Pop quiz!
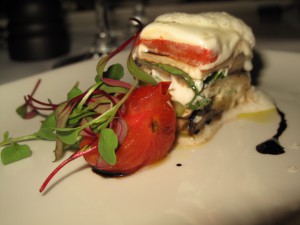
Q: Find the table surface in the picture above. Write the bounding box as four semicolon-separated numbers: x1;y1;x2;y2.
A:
0;0;299;84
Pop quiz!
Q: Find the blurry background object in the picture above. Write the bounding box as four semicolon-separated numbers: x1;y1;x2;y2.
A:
90;0;115;57
0;0;299;83
6;0;70;61
52;0;116;68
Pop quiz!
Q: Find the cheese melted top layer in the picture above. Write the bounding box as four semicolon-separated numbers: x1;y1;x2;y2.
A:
137;12;255;74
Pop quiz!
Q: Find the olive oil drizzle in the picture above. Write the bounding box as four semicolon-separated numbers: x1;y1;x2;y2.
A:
256;107;287;155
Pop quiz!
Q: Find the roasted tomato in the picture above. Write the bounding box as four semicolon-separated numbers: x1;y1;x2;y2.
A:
138;39;218;66
82;82;177;176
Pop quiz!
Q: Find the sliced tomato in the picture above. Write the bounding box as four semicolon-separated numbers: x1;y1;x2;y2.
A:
138;39;218;66
82;82;177;176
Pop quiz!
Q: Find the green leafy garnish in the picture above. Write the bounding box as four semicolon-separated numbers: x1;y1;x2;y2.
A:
0;30;151;193
98;128;118;165
1;142;32;165
204;69;227;85
99;83;129;94
67;82;83;100
55;79;138;146
188;95;212;110
15;79;42;119
35;113;57;141
103;63;124;80
156;63;199;93
127;53;157;85
0;113;57;149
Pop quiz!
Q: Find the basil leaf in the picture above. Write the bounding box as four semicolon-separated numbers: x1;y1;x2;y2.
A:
157;63;186;76
1;143;32;165
98;128;118;165
204;70;227;85
188;95;212;110
156;63;199;93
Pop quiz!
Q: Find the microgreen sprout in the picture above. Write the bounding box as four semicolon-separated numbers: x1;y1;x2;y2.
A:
0;18;153;193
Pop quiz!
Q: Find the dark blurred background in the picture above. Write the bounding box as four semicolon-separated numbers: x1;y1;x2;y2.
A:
0;0;299;63
0;0;299;15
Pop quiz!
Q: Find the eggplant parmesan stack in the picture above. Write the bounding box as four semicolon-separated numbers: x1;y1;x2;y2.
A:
133;12;265;143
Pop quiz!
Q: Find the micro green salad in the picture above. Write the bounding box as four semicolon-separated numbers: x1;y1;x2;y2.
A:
0;30;156;167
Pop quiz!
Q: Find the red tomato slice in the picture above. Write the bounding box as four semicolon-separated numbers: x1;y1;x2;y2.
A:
82;82;176;176
138;39;218;66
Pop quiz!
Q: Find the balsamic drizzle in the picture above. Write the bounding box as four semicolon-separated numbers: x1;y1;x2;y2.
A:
256;107;287;155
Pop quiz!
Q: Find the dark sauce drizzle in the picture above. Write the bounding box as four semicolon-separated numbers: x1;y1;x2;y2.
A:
256;107;287;155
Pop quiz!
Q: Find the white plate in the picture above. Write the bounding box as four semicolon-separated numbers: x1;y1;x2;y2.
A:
0;50;300;225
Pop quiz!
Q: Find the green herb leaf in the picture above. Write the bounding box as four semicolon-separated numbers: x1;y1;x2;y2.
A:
127;53;157;85
204;70;227;85
188;95;212;110
98;128;118;165
16;103;37;119
104;63;124;80
67;82;83;100
156;63;199;93
56;128;81;145
42;113;56;128
16;104;27;118
68;108;96;125
157;63;185;76
1;143;32;165
3;131;9;141
99;83;129;94
35;127;56;141
96;55;111;79
77;82;102;109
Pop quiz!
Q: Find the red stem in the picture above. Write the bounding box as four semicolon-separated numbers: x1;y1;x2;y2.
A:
24;96;56;111
26;95;58;109
39;145;97;193
103;78;132;90
92;89;117;105
30;79;42;96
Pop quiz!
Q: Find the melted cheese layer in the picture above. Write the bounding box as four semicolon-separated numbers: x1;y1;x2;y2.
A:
135;12;255;79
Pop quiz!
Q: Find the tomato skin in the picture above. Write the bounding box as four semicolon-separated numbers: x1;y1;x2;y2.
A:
82;82;176;176
138;39;218;66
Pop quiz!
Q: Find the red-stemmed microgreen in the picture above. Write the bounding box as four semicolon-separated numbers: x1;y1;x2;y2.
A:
24;95;58;111
39;144;98;193
39;79;138;192
96;34;138;79
0;112;57;164
1;17;157;194
54;79;138;145
16;79;41;119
